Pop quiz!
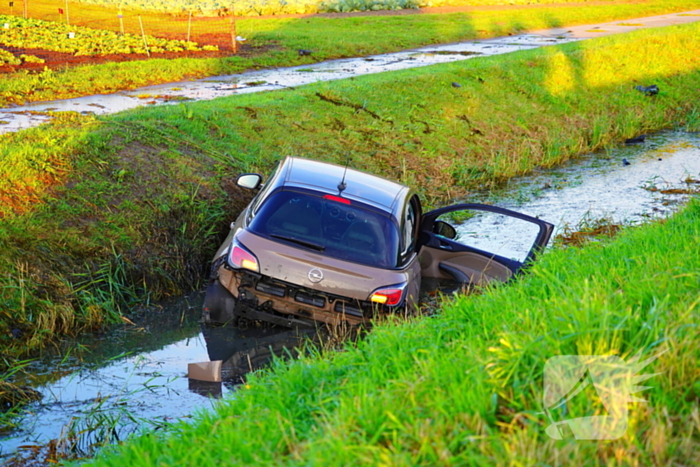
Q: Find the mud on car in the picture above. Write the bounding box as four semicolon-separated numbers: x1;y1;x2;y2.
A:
203;157;553;328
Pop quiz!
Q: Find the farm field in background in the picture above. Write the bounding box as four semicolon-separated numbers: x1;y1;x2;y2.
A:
2;1;700;75
0;15;219;71
0;0;649;18
1;0;700;106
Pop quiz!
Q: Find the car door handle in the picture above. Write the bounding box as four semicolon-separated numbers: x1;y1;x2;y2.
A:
438;240;453;251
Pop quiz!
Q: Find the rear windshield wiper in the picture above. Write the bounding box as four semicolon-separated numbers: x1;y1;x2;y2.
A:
270;234;326;252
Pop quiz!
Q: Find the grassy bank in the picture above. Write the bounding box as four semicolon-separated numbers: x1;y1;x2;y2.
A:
1;0;700;106
1;20;699;362
88;189;700;465
0;112;250;358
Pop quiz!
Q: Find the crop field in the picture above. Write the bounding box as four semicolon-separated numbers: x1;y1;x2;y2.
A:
0;15;218;63
1;0;636;17
0;11;229;73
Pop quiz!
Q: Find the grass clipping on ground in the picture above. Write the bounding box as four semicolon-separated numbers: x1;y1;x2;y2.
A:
90;199;700;465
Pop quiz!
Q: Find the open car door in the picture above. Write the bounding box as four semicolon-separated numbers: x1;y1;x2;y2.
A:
419;204;553;287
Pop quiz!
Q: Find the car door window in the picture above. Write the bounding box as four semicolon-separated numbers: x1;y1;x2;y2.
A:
402;203;416;254
435;210;542;263
420;204;553;287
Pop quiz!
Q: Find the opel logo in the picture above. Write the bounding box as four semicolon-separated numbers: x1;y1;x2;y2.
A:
308;268;324;283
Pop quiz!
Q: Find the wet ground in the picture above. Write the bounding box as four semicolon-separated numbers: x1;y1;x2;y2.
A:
2;129;697;463
1;9;699;134
0;34;579;134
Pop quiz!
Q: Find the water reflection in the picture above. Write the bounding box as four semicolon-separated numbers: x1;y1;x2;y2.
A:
1;297;322;462
203;325;318;384
1;296;214;460
454;131;700;250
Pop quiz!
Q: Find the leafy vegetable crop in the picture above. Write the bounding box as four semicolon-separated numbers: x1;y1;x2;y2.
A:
0;47;43;65
69;0;638;16
0;47;20;65
0;15;217;56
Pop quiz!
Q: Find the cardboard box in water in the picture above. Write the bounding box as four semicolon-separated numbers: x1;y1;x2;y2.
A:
188;360;222;382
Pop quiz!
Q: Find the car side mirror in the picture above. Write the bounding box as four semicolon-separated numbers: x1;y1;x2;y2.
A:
236;173;263;190
433;220;457;239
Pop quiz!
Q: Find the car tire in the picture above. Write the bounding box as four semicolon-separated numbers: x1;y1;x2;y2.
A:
202;280;237;325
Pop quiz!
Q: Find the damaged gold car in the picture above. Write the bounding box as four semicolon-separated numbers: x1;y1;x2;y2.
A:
203;157;553;327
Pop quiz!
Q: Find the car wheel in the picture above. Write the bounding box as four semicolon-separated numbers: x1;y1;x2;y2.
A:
202;280;237;325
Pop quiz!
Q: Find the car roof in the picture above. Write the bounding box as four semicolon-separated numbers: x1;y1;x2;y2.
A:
276;157;410;214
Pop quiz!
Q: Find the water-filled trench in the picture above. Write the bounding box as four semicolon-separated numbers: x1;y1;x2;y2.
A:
2;129;697;462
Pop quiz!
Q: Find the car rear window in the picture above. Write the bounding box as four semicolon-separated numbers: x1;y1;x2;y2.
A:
248;190;399;268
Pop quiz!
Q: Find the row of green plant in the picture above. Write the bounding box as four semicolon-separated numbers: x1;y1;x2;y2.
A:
88;189;700;465
0;15;217;56
0;47;44;65
72;0;638;16
319;0;418;14
1;19;699;363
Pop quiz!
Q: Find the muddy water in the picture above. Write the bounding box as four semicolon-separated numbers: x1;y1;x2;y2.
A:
2;130;698;462
453;130;700;261
0;295;307;462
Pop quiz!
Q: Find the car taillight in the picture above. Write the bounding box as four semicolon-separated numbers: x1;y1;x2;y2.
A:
228;239;259;272
369;284;406;306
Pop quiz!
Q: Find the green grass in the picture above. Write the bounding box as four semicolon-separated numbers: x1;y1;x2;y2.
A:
1;0;700;106
1;20;699;361
87;191;700;466
66;0;649;16
0;112;244;358
108;20;700;202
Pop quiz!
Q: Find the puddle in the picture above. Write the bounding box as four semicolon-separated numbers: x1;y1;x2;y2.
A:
452;130;700;260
